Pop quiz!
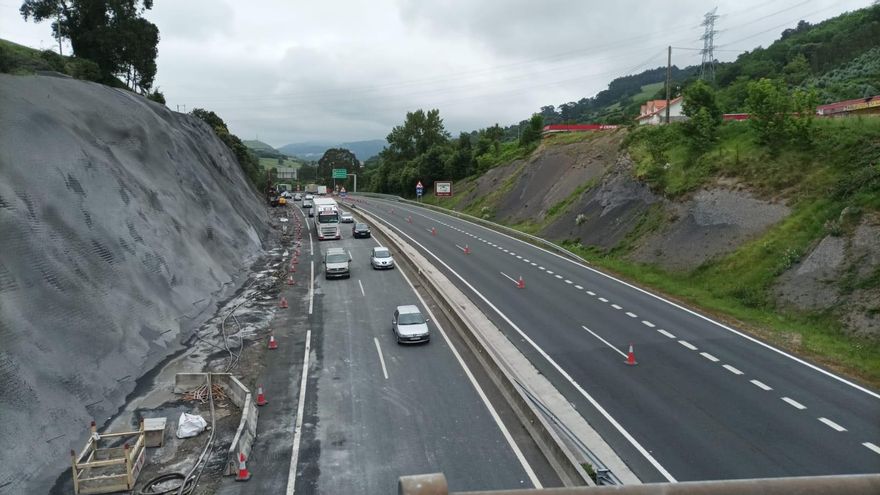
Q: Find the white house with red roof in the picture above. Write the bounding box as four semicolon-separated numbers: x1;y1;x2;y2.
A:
636;97;684;125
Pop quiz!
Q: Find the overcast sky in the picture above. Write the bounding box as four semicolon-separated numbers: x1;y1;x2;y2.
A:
1;0;871;147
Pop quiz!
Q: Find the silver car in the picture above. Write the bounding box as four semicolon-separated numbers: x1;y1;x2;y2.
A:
370;246;394;269
340;211;354;223
392;305;430;344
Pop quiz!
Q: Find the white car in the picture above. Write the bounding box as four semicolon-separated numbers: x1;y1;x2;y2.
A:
392;305;430;344
304;194;314;200
370;247;394;269
340;211;354;223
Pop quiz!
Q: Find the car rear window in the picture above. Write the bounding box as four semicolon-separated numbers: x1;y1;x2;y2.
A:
398;312;424;325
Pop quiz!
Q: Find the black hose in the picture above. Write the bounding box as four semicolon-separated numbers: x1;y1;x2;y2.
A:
137;472;195;495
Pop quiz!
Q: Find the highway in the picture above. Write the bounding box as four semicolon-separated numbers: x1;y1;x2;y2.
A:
223;203;557;495
352;195;880;483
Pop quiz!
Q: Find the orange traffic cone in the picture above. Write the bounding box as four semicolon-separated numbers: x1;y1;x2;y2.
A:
256;385;268;406
235;452;251;481
279;297;288;309
268;334;278;350
431;227;436;236
625;343;638;366
407;216;412;223
516;276;525;289
464;245;471;254
287;275;295;285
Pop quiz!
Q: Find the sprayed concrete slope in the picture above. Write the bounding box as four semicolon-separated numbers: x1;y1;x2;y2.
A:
0;74;268;492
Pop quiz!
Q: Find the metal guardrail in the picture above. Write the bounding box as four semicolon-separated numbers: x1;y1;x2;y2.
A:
398;473;880;495
353;193;589;265
513;379;620;486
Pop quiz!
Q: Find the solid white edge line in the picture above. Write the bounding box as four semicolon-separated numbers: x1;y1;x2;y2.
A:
308;261;314;315
863;442;880;455
818;417;847;432
358;279;365;297
374;337;389;380
285;329;312;495
395;260;542;488
722;364;743;375
499;272;517;284
750;379;772;391
781;397;807;410
362;206;677;483
581;325;628;359
373;198;880;400
657;329;676;339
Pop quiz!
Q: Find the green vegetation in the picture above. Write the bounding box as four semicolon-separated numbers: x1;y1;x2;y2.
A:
19;0;160;93
365;109;540;197
190;108;264;189
258;157;301;170
0;38;102;81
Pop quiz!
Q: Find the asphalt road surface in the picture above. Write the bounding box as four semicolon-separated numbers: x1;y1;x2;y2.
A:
352;195;880;483
221;204;554;495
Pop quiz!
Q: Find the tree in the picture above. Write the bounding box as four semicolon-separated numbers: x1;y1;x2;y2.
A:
783;53;811;86
518;114;544;147
682;80;722;152
20;0;160;92
318;148;359;184
190;108;263;187
746;78;790;146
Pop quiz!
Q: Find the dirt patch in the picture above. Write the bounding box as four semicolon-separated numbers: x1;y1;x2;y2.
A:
629;188;791;270
454;160;523;213
542;154;659;249
774;214;880;340
494;133;621;223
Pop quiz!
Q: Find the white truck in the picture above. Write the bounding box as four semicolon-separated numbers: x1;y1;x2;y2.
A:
317;185;328;195
312;197;341;240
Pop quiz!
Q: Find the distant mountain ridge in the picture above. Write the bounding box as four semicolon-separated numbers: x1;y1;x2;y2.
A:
279;139;385;162
242;139;276;152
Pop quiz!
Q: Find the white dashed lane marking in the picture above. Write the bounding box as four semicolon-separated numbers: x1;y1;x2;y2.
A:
864;442;880;455
587;291;596;296
530;262;537;266
722;364;743;375
782;397;807;410
611;304;622;310
565;279;573;284
575;285;583;290
657;329;676;339
546;270;554;274
625;312;638;318
678;340;698;351
598;297;609;303
700;352;719;362
641;320;655;328
818;417;847;432
750;379;772;391
555;274;563;280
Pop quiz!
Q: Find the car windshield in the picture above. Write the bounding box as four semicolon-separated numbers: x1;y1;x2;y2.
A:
398;312;424;325
355;223;368;230
326;253;348;263
374;249;390;258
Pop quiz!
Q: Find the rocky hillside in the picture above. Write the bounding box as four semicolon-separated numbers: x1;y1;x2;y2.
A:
431;123;879;381
0;74;269;492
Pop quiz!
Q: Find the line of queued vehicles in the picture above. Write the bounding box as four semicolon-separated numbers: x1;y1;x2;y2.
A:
287;187;429;344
